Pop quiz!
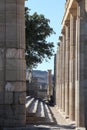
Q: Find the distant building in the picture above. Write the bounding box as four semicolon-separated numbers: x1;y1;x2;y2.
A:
26;70;48;99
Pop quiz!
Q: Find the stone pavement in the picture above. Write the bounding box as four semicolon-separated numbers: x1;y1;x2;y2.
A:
50;106;75;130
4;125;75;130
4;106;75;130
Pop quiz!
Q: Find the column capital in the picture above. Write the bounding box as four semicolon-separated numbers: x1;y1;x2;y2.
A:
61;28;65;35
59;36;63;42
65;20;70;26
70;8;77;17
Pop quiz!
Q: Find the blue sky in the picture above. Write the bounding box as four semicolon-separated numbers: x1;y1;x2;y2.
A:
25;0;65;74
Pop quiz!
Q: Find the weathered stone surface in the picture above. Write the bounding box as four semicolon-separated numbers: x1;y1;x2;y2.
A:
6;49;25;59
14;92;26;104
6;70;26;81
5;92;13;104
0;0;26;128
5;82;26;92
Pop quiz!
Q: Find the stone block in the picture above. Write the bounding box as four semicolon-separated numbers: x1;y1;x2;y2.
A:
6;70;25;81
0;41;5;48
14;105;26;115
0;105;4;116
4;118;26;127
0;70;4;81
6;70;17;81
6;40;17;48
17;70;26;81
6;49;25;59
4;105;14;118
6;24;16;41
17;26;25;49
5;92;13;104
19;92;26;104
0;118;3;127
6;14;16;24
6;3;16;15
0;92;4;104
14;92;26;104
0;48;4;69
5;82;26;92
6;59;26;71
0;25;5;41
0;82;4;92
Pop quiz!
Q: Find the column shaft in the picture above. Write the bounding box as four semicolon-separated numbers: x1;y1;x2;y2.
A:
69;13;76;121
62;34;66;112
75;0;87;127
65;24;70;116
59;42;62;110
56;47;60;107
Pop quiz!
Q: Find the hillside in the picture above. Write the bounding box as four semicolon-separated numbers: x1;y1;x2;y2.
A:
32;70;48;84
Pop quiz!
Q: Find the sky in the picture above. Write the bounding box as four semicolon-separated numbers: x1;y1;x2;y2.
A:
25;0;65;74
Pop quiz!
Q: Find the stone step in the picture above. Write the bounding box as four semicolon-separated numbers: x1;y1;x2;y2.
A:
26;96;55;125
28;99;39;116
26;96;31;102
36;101;45;118
26;97;35;117
44;104;55;125
26;97;34;109
26;101;46;124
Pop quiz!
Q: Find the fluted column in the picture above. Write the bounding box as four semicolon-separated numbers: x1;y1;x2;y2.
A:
61;33;66;112
59;41;63;110
75;0;87;127
65;21;70;117
69;10;76;121
55;53;57;106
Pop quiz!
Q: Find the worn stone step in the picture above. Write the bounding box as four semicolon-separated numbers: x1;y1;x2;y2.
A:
26;97;34;109
28;99;39;116
26;96;31;102
26;97;55;125
26;97;35;117
26;98;45;125
44;104;55;125
36;101;45;118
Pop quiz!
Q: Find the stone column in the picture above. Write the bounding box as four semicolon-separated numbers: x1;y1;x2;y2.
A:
61;33;66;112
55;47;59;106
75;0;87;127
54;53;57;105
0;0;26;127
56;43;61;109
69;10;76;121
59;42;62;110
65;21;70;117
57;43;61;108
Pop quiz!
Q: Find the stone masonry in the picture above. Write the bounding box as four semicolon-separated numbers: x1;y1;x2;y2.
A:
0;0;26;128
55;0;87;129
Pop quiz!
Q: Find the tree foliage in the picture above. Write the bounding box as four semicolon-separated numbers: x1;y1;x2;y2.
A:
25;7;55;68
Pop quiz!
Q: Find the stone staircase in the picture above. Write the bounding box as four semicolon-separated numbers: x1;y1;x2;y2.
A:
4;97;75;130
26;96;56;125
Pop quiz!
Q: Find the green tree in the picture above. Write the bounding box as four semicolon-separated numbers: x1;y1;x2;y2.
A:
25;7;55;69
